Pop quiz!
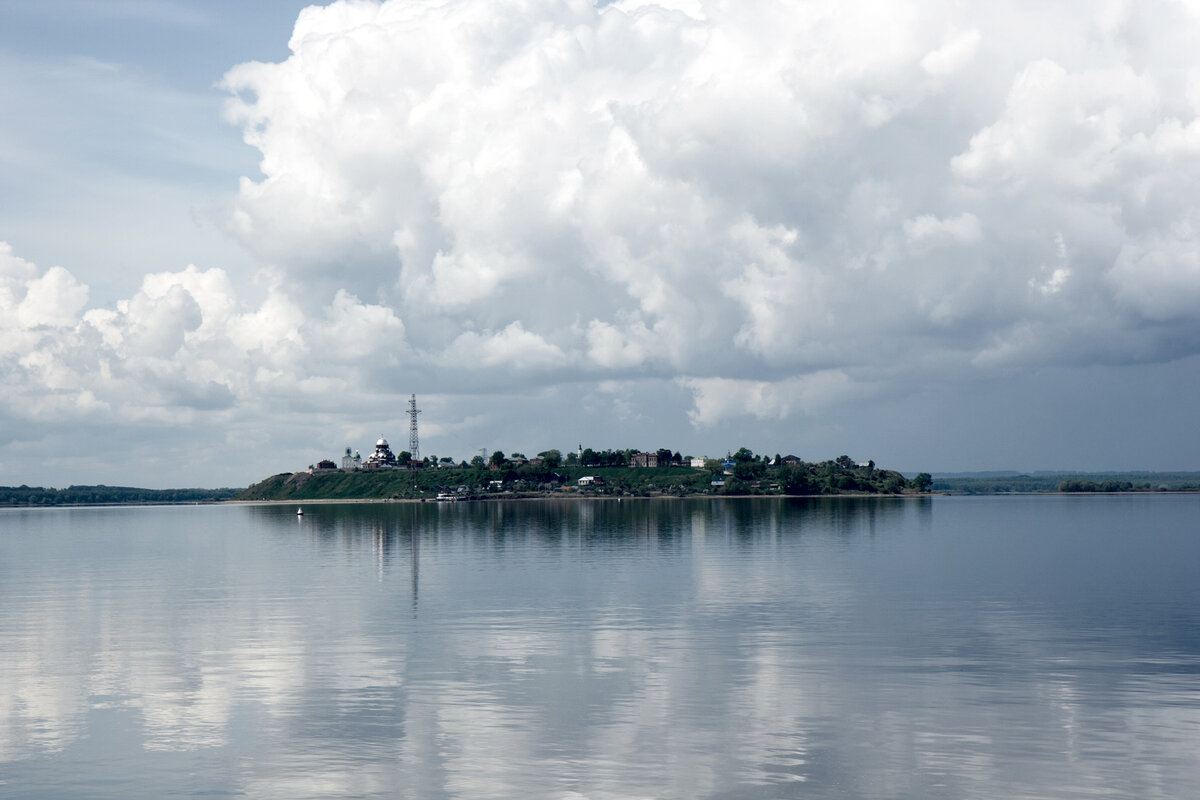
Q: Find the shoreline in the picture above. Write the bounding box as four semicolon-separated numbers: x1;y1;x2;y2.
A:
7;490;1200;510
229;492;930;506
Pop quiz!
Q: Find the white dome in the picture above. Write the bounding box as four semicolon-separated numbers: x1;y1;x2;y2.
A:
377;437;388;447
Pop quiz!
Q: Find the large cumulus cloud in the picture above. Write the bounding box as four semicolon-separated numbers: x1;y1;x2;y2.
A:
217;0;1200;423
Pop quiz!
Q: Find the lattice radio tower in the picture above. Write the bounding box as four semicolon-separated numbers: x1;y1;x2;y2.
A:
407;393;421;461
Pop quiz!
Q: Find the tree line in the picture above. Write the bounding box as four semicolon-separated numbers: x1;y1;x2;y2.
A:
931;472;1200;494
0;485;240;506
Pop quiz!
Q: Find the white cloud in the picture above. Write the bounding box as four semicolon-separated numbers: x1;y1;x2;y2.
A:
586;317;665;369
920;29;981;77
678;372;859;426
443;322;568;370
211;0;1200;392
1109;216;1200;320
16;266;88;329
950;59;1159;192
0;246;418;430
904;213;982;246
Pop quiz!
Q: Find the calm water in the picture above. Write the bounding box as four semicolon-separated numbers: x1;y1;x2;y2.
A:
1;495;1198;799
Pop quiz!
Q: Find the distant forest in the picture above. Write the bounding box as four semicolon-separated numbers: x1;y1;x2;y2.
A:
0;485;241;506
933;472;1200;494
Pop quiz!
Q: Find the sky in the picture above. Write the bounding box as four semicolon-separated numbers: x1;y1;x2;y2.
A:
3;0;1200;488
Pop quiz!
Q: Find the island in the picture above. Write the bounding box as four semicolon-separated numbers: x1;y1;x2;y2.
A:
237;446;932;502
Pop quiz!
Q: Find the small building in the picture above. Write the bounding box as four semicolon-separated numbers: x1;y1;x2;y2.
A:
341;447;362;470
630;452;659;468
782;455;802;466
690;457;708;469
578;475;604;487
315;459;337;472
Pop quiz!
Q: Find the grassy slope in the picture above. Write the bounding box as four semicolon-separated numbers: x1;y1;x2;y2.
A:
237;462;918;501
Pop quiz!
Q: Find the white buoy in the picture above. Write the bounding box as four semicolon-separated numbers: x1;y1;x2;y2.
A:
296;507;304;516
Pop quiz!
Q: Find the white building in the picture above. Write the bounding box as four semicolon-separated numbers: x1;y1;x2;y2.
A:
363;437;398;468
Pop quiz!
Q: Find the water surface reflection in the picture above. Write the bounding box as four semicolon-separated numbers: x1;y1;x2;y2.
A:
2;496;1198;799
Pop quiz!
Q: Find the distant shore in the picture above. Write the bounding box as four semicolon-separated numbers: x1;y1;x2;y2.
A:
231;492;927;506
5;490;1200;509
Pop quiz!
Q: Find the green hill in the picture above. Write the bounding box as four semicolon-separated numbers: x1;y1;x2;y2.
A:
237;459;926;501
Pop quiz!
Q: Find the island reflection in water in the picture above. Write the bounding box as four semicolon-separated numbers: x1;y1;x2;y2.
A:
2;495;1199;799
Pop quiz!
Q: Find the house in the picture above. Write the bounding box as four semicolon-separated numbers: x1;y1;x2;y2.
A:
690;457;708;469
630;452;659;468
782;455;802;466
315;459;337;472
578;475;604;487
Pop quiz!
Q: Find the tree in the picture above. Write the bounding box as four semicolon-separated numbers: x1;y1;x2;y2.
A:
538;449;562;468
913;472;933;492
565;451;578;466
733;461;764;481
656;448;673;466
733;447;756;463
720;476;745;495
836;455;855;469
783;467;817;495
490;450;507;467
581;448;597;466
